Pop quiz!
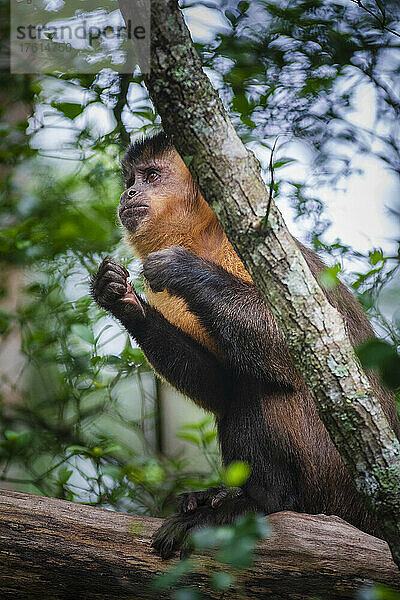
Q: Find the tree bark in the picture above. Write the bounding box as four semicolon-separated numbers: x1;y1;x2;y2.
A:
0;489;399;599
118;0;400;567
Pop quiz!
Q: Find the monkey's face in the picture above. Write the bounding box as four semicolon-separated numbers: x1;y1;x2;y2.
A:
119;149;205;254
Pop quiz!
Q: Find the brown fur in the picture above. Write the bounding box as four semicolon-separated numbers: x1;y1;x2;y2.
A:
119;136;399;539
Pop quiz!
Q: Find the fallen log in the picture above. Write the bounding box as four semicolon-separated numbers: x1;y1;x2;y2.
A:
0;489;399;599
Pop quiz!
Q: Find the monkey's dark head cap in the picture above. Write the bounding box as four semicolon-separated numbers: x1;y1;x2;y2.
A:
122;131;173;175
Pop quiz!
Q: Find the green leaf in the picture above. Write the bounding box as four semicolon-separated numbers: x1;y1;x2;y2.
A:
66;445;90;454
125;466;145;484
211;572;233;590
183;155;194;167
180;416;213;430
222;461;251;487
216;535;255;568
176;432;201;445
356;339;400;390
151;559;193;591
91;446;103;457
369;249;384;265
192;526;225;549
203;431;217;444
173;588;202;600
122;337;145;364
71;324;95;344
273;158;295;169
58;466;73;484
374;584;400;600
238;1;250;13
52;102;83;120
90;355;103;367
144;464;165;483
357;338;395;369
104;354;122;366
225;10;237;24
4;430;20;442
318;264;341;291
357;291;374;311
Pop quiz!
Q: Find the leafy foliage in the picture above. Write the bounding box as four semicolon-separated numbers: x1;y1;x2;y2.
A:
0;70;218;514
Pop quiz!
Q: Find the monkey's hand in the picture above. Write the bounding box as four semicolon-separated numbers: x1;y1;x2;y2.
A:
143;246;196;294
91;257;143;313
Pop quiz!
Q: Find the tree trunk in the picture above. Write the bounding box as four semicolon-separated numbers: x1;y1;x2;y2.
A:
117;0;400;567
0;489;399;599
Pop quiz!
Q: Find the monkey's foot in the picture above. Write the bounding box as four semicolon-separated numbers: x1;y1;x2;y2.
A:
152;506;220;560
152;512;194;559
177;487;243;513
152;489;258;559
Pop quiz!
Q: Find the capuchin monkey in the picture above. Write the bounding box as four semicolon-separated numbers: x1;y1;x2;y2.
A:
91;132;400;558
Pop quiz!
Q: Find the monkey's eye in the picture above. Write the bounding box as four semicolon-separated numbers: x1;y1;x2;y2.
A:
146;170;158;184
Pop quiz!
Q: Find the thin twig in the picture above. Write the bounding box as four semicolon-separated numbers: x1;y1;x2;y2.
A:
265;137;278;224
351;0;400;39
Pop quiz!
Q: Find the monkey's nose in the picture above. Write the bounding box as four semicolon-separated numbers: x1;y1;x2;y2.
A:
120;187;139;205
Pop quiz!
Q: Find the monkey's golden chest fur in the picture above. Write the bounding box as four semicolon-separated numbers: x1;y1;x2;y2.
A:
145;238;252;354
146;288;216;351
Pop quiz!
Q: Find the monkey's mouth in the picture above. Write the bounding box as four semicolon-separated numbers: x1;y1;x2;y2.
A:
118;203;149;231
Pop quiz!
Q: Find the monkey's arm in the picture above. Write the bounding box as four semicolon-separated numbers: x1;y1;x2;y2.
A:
143;247;292;384
91;258;229;413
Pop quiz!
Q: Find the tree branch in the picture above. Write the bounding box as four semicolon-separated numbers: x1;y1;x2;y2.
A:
117;0;400;567
0;489;399;599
